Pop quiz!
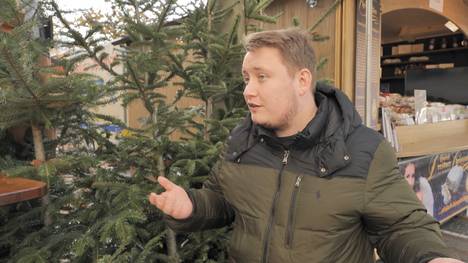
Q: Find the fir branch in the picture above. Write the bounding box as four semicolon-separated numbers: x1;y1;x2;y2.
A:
125;61;154;115
308;0;342;32
250;0;274;17
155;0;178;32
0;47;41;106
50;1;130;84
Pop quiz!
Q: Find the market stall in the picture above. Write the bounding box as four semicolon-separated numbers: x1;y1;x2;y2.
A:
379;5;468;222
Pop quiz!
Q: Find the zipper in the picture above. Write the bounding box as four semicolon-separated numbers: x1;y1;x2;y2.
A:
285;174;303;248
261;150;290;263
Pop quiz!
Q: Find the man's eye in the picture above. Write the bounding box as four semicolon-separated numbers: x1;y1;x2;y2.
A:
243;78;249;84
258;74;267;81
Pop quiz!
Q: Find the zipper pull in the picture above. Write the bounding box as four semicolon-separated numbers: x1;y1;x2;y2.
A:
282;150;290;165
295;175;303;187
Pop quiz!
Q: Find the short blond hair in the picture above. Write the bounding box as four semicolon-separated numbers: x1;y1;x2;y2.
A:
244;28;317;90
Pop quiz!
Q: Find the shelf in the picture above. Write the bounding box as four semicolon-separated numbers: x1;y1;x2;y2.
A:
381;61;431;67
382;32;463;46
381;76;404;81
381;46;468;60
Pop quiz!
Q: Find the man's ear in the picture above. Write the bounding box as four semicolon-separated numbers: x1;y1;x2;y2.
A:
297;68;313;96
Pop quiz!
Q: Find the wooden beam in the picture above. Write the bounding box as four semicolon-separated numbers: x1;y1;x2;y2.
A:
398;25;448;41
334;0;356;101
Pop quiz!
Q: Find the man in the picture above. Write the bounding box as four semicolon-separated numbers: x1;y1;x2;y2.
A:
149;29;463;263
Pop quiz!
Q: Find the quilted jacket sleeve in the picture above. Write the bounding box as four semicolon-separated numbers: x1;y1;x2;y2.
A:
363;141;456;263
164;160;235;232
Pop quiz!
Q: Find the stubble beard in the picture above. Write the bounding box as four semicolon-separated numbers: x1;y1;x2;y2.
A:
258;97;298;133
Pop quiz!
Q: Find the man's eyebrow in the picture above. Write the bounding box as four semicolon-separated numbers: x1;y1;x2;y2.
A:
243;66;268;72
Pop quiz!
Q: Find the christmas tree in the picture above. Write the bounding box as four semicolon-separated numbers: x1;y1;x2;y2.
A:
0;0;116;261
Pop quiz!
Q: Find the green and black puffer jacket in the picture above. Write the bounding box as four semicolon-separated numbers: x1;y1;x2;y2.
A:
166;83;454;263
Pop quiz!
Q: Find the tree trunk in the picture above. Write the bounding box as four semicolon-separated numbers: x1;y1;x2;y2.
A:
32;122;52;226
31;123;46;162
167;228;179;263
41;194;51;226
204;99;212;141
158;155;180;262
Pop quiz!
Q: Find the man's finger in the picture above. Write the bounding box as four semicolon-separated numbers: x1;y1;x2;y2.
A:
148;192;159;205
158;176;175;191
149;192;164;209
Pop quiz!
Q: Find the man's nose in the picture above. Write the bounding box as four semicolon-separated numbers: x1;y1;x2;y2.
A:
243;82;257;98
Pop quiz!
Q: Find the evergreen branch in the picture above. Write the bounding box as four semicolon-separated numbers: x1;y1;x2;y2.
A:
162;72;176;85
292;16;301;27
308;0;342;32
251;0;274;16
155;0;177;32
212;1;239;20
136;233;168;262
315;56;328;72
125;61;154;115
50;1;130;84
227;15;241;46
245;14;277;24
0;47;41;106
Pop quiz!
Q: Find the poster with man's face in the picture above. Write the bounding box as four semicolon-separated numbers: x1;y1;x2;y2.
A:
399;149;468;223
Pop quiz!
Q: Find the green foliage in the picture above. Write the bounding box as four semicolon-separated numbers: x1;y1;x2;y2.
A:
0;0;18;24
0;0;113;164
0;155;27;171
1;0;335;262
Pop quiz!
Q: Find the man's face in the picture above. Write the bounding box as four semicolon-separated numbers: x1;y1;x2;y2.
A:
404;163;416;187
242;47;299;131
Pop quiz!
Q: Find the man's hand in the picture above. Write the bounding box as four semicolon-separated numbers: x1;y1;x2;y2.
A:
428;258;465;263
149;176;193;220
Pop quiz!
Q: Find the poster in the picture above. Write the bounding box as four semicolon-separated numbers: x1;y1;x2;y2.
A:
399;149;468;223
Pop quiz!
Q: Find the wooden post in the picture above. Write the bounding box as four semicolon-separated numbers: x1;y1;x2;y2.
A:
334;0;356;102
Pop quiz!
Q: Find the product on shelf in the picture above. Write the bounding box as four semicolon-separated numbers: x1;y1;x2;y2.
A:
461;38;468;47
379;93;467;127
441;38;447;49
428;38;435;50
382;58;402;64
408;56;429;62
452;37;459;48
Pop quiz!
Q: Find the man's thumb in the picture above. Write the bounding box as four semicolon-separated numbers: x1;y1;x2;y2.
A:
158;176;175;191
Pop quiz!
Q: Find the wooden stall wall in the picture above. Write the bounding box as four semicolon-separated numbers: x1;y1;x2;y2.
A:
382;0;468;35
263;0;337;83
263;0;356;101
